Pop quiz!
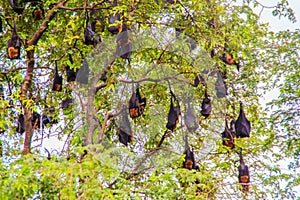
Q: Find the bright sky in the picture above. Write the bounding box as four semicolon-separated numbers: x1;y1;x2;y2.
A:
254;0;299;105
257;0;300;32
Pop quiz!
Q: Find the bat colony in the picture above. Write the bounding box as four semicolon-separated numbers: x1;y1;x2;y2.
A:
6;0;252;195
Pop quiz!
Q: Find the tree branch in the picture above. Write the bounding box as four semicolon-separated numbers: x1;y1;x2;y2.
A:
22;0;67;155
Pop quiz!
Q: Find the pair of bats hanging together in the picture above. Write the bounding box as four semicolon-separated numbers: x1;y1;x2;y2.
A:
16;109;58;134
128;86;146;119
8;0;44;20
222;103;251;148
52;55;89;93
166;92;181;132
193;71;227;99
119;85;146;145
16;112;40;134
221;118;236;149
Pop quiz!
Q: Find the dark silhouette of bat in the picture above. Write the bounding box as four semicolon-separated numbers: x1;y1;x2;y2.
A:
184;101;199;132
62;98;73;109
221;118;235;148
220;53;240;71
32;112;40;129
52;61;63;92
183;135;198;170
128;86;146;119
16;114;25;134
200;90;212;118
119;106;133;146
0;17;3;33
166;93;181;132
193;74;205;87
7;23;21;60
8;0;24;14
65;54;77;82
108;0;122;34
235;103;251;138
215;70;227;98
32;2;44;20
116;23;132;63
42;106;58;127
238;151;250;192
0;84;4;99
76;59;89;84
84;12;101;46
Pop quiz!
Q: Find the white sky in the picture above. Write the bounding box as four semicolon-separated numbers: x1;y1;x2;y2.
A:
257;0;300;32
254;0;299;105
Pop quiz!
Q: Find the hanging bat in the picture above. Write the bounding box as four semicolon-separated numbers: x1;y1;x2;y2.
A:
52;61;63;92
32;3;44;21
128;86;146;119
62;98;73;109
238;151;250;192
184;101;199;132
200;91;212;118
193;74;205;87
235;103;251;138
0;17;3;33
0;84;4;99
221;118;235;149
32;112;40;129
183;135;198;170
119;106;133;146
166;94;181;132
65;54;77;82
215;70;227;98
76;59;89;84
7;23;21;60
210;49;217;58
16;114;25;134
108;0;122;34
42;115;51;127
84;13;101;46
116;24;132;62
8;0;24;14
90;9;105;33
220;53;240;71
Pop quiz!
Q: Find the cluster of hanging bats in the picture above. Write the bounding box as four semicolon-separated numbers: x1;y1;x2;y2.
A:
4;0;130;61
6;0;128;131
5;0;251;195
121;81;251;194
